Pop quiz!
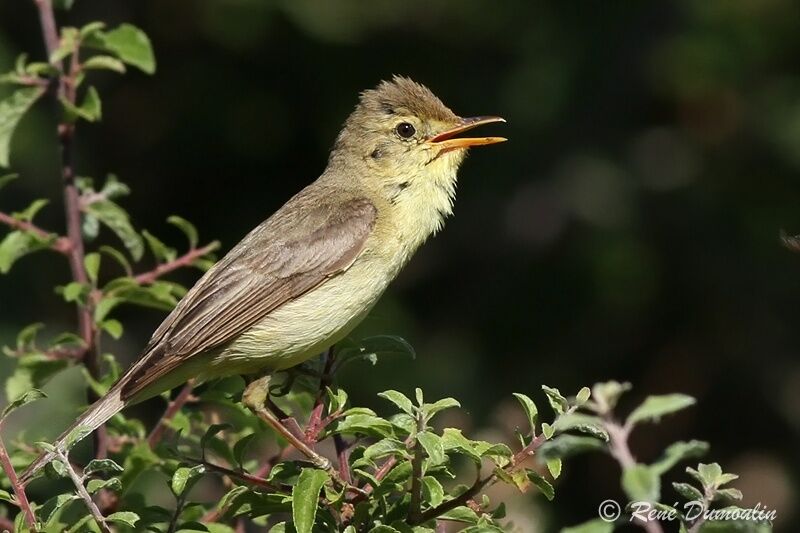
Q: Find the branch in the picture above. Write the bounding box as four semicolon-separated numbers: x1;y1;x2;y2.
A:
411;432;547;525
32;0;107;460
55;449;109;533
0;211;71;254
133;242;219;285
0;434;36;531
147;381;196;448
183;457;279;492
604;417;665;533
407;415;425;524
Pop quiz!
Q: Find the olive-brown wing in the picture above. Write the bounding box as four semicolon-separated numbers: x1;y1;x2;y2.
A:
120;197;377;400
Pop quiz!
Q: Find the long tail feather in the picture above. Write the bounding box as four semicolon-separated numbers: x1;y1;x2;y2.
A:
19;385;125;484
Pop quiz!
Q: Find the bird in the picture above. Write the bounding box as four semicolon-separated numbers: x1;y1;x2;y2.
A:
20;75;506;482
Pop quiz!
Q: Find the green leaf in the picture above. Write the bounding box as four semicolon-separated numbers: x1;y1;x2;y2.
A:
201;423;233;457
591;381;631;412
546;458;562;479
333;413;393;437
15;322;44;347
101;318;123;339
417;431;446;466
80;21;106;38
512;392;538;433
687;462;739;491
86;477;122;494
0;86;46;167
233;433;256;467
99;245;132;275
542;385;568;415
5;354;68;402
83;200;144;260
561;518;615;533
168;215;199;248
378;389;415;415
84;24;156;74
143;229;177;263
439;506;479;524
553;413;609;441
325;386;348;414
39;493;79;524
14;198;49;221
626;394;696;427
0;489;13;503
171;464;205;497
539;434;606;460
575;386;591;405
362;438;407;463
622;464;660;502
292;469;329;533
84;252;101;283
422;476;444;507
83;458;123;477
541;422;555;439
61;281;87;302
672;481;703;501
528;470;555;500
106;511;140;528
93;296;122;322
81;86;102;121
440;428;481;462
651;440;709;476
83;55;126;73
60;87;102;123
0;230;53;273
1;387;46;419
424;397;460;418
0;173;18;190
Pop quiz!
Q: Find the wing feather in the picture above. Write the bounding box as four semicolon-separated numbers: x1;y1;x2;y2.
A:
120;195;377;400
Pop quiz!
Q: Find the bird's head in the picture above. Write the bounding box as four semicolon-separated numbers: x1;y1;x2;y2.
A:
330;76;506;206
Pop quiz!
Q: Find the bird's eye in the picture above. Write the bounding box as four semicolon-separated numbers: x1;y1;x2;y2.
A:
395;122;416;139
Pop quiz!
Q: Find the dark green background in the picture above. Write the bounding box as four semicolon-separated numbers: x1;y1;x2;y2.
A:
1;1;798;530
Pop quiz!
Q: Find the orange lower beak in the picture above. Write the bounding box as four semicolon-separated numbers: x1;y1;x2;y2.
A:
427;116;507;151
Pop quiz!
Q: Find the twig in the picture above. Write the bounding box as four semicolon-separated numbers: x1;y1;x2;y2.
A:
134;242;219;285
0;211;71;254
407;413;425;524
410;432;547;525
333;434;351;485
55;449;109;533
32;0;108;462
147;381;196;448
604;417;664;533
182;457;279;491
0;434;36;531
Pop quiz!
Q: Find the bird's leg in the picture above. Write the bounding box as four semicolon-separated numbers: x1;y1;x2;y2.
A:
242;375;331;471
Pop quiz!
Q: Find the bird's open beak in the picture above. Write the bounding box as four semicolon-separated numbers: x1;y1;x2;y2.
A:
427;116;507;152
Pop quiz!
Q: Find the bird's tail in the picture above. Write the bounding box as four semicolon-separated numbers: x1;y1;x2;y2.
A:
19;384;126;484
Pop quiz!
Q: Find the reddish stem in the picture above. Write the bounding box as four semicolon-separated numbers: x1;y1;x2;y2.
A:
147;382;196;448
0;211;71;253
134;242;219;285
0;434;37;531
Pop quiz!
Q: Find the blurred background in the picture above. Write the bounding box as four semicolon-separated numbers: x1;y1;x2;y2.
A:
1;0;799;530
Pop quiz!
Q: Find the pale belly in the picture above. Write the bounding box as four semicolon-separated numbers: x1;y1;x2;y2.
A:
200;257;391;379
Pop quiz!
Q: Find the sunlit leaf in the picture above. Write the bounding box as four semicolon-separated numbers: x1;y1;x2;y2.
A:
0;85;46;166
292;469;329;533
626;394;695;427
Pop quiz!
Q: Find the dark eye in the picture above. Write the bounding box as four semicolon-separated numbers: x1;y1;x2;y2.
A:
395;122;416;139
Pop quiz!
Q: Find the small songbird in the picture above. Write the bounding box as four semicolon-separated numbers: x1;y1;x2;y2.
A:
21;76;506;481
